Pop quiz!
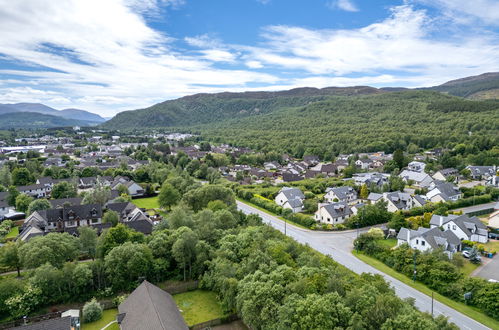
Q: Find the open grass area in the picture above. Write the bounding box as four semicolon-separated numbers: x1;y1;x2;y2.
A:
5;226;18;239
173;290;224;326
461;260;480;277
82;308;118;330
132;196;159;210
377;238;397;249
484;239;499;252
353;251;499;330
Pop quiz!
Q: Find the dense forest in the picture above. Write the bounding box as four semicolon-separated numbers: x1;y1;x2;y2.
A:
0;112;90;129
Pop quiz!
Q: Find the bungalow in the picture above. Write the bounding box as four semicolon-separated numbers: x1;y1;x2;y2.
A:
426;182;461;203
324;186;358;204
111;177;144;197
275;187;305;213
399;170;434;188
352;172;390;187
117;280;188;330
397;226;461;257
430;214;488;243
107;202;153;234
432;168;459;182
315;202;352;225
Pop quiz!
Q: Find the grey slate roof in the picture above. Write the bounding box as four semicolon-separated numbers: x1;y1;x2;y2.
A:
11;316;71;330
325;186;357;201
118;280;188;330
322;202;352;218
279;187;305;200
49;197;83;208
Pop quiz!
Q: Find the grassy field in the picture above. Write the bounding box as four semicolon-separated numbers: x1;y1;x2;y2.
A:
82;309;118;330
5;226;18;239
353;251;499;330
173;290;224;326
132;196;159;210
461;260;480;277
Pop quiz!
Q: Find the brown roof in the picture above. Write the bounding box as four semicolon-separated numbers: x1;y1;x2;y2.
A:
118;281;188;330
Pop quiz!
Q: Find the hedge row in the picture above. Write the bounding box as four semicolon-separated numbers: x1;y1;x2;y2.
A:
402;194;493;217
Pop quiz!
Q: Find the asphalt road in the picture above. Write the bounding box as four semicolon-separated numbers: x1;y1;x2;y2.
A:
237;201;490;330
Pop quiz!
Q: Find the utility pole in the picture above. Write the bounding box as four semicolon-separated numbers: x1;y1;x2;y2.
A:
284;218;287;236
431;291;434;316
413;252;417;282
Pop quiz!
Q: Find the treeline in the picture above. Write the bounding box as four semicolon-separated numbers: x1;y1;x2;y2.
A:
427;99;499;113
355;232;499;320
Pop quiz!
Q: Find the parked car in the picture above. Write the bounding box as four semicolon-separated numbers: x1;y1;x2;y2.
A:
462;250;471;258
488;232;499;240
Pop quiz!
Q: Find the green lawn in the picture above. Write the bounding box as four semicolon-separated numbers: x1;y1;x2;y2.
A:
173;290;224;326
377;238;397;249
5;226;19;239
82;308;118;330
353;251;499;330
461;260;479;277
132;196;159;210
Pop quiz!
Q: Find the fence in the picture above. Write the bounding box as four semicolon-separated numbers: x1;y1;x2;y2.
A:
190;314;239;330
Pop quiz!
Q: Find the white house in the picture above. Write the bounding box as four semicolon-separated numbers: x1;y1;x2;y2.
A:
408;161;426;173
426;182;461;203
17;184;50;198
315;202;352;225
324;186;358;204
397;227;461;257
275;187;305;213
399;170;434;188
382;191;414;212
111;177;144;197
430;214;488;243
432;168;458;182
0;197;14;217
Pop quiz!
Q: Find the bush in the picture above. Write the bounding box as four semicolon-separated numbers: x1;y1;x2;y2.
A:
82;298;103;323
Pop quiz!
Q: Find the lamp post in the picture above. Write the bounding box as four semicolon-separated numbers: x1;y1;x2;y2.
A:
413;252;417;283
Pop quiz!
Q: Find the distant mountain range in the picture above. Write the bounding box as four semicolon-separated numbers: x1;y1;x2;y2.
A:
102;71;499;130
0;103;105;128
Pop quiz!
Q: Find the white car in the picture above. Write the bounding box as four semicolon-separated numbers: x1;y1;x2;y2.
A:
462;251;471;258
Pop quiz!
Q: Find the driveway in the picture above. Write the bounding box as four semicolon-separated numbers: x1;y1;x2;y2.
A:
473;246;499;281
237;201;489;330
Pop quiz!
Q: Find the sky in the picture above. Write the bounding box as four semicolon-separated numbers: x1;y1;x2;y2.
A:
0;0;498;117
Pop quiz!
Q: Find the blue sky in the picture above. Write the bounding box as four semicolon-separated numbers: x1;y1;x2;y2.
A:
0;0;498;116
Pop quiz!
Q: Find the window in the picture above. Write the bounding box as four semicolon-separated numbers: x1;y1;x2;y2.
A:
452;225;456;230
416;239;419;244
91;219;99;224
67;221;75;226
421;241;425;246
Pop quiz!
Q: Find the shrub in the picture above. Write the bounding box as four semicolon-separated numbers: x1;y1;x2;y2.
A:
82;298;103;323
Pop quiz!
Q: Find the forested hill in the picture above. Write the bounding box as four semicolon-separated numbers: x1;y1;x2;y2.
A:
102;86;383;129
0;112;90;129
425;72;499;99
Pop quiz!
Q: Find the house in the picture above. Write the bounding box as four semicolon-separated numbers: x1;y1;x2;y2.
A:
264;161;280;171
303;155;319;166
382;191;414;212
324;186;358;204
311;163;337;176
117;280;188;330
282;172;303;182
11;316;73;330
397;227;461;257
408;161;426;173
488;209;499;229
36;176;73;188
275;187;305;213
352;172;390;187
432;168;458;182
49;197;83;208
111;177;144;197
399;170;434;188
355;158;374;170
19;203;106;240
315;202;352;225
107;202;153;234
351;203;365;215
367;192;383;203
17;184;50;198
412;195;427;208
466;165;496;180
426;182;461;203
430;214;488;243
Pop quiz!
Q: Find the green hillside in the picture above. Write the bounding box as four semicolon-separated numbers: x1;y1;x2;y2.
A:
190;91;499;156
102;86;382;130
0;112;90;129
427;72;499;99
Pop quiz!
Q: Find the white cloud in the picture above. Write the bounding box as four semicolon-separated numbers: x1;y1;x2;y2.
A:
414;0;499;26
243;5;499;79
245;60;263;69
328;0;359;12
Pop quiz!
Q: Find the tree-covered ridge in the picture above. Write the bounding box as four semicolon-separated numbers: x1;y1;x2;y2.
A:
191;91;499;156
0;112;93;129
426;72;499;99
102;87;383;130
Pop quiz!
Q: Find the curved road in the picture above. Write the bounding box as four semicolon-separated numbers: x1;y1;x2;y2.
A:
237;201;489;330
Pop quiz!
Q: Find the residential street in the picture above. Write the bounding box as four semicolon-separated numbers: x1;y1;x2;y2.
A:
236;201;490;330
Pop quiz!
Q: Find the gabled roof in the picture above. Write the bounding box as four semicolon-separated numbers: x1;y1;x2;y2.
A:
11;316;72;330
321;202;352;218
279;187;305;200
49;197;83;208
325;186;356;200
118;280;188;330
